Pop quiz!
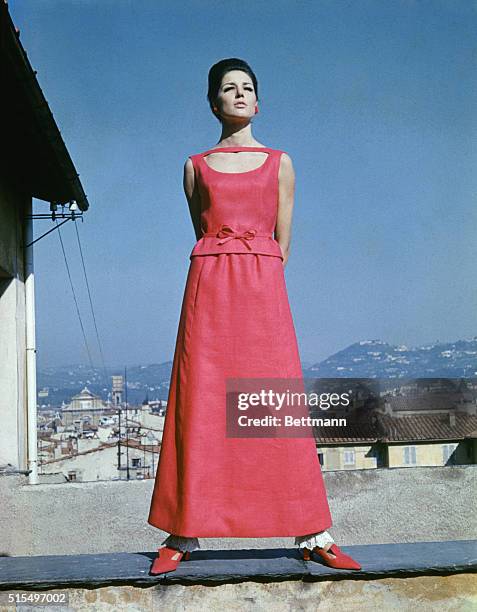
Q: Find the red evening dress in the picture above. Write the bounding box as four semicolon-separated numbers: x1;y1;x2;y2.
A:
147;146;332;537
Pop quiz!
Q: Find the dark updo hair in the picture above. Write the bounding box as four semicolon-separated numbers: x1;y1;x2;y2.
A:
207;58;259;122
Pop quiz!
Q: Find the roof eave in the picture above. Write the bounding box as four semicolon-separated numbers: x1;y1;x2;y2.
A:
2;2;89;212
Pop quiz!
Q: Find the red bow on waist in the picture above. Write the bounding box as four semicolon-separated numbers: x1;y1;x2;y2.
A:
215;225;258;250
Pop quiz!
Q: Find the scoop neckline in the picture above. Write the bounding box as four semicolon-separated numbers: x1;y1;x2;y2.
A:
200;146;273;175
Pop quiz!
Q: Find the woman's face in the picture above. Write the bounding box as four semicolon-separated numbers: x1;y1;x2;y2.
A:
215;70;257;122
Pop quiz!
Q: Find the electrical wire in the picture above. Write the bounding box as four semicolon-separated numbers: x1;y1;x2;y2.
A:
73;219;109;383
56;220;95;371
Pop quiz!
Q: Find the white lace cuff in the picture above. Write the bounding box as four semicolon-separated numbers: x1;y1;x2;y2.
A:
161;534;201;552
294;530;334;549
161;531;333;552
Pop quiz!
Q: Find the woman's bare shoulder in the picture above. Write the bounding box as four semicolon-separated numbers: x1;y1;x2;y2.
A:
184;155;199;179
278;151;295;176
183;157;197;197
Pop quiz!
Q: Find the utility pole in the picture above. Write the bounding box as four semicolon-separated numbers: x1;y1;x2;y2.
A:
117;397;122;474
143;432;146;478
113;375;123;476
125;366;130;480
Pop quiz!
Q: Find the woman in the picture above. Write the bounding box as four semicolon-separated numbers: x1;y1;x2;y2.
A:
147;58;361;574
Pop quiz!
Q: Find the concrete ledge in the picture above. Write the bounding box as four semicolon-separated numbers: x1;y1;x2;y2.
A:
0;541;475;589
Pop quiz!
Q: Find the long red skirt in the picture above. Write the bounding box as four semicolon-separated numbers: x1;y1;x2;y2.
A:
148;253;332;537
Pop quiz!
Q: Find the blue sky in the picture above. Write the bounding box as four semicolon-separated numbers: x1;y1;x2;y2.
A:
10;0;477;369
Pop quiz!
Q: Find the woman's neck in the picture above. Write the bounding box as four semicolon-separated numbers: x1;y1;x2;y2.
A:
217;124;261;148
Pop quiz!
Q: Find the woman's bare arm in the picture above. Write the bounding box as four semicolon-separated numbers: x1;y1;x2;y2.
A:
183;158;202;242
275;153;296;267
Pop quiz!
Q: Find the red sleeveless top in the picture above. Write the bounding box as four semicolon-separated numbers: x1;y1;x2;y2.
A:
188;146;285;260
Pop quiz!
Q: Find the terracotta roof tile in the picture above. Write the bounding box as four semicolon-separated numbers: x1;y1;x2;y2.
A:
378;412;477;442
312;412;477;444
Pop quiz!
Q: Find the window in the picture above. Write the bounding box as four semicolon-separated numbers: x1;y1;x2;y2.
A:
67;471;77;481
318;452;324;467
132;458;141;468
403;446;417;466
442;444;457;465
343;450;356;466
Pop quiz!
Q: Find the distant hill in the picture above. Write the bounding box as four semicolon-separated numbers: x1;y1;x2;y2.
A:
305;337;477;378
37;336;477;408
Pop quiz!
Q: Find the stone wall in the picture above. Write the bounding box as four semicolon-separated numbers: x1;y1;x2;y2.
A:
46;574;475;612
1;464;476;557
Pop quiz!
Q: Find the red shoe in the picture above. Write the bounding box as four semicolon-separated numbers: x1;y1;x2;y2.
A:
150;546;191;575
302;544;361;570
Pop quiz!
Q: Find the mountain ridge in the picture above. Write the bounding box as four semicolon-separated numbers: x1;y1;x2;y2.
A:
37;336;477;407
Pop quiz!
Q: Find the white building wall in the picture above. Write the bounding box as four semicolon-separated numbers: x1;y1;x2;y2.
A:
0;180;28;470
41;445;156;481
